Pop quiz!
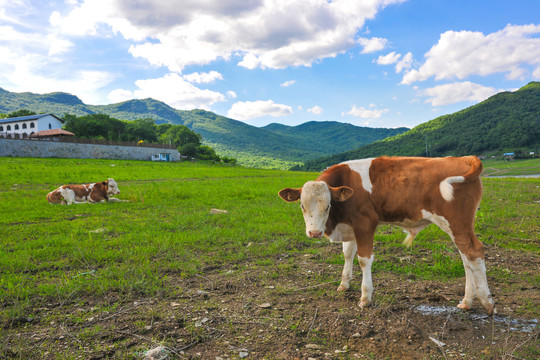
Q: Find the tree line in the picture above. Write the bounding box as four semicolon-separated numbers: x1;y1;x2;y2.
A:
2;110;236;164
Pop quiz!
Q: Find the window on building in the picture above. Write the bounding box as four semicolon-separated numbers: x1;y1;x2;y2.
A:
22;123;27;129
6;125;11;131
30;122;35;128
0;125;3;131
15;124;19;130
49;123;52;129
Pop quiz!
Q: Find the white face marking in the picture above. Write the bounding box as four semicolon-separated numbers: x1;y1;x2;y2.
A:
300;181;331;237
341;158;374;193
107;178;120;196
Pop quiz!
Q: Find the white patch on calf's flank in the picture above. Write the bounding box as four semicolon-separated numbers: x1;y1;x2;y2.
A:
342;158;374;193
421;210;454;241
59;188;76;204
439;176;464;201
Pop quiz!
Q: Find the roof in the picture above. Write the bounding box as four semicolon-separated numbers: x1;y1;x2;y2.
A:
29;129;75;137
0;113;64;124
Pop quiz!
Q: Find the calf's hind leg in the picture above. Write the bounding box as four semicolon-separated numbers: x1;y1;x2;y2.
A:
454;232;494;314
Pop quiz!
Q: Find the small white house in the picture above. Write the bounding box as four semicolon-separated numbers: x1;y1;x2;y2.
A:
0;114;64;139
151;153;172;161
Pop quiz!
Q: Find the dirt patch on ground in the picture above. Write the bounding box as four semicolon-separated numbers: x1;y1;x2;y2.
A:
2;245;539;359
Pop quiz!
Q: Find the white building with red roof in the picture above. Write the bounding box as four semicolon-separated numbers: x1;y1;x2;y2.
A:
0;114;65;139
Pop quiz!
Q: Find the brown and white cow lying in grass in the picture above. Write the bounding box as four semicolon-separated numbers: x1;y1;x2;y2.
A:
47;178;123;205
279;156;495;314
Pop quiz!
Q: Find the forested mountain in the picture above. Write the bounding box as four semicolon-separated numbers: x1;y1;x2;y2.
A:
263;121;407;156
296;82;540;171
0;89;406;169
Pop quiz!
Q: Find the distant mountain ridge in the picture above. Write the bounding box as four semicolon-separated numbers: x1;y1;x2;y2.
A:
0;88;406;169
296;81;540;171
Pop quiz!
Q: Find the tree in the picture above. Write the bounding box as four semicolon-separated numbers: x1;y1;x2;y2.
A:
8;109;36;118
63;114;125;139
162;125;201;147
122;118;158;142
196;145;220;161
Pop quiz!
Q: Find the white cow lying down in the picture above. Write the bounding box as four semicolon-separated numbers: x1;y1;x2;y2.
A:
47;178;126;205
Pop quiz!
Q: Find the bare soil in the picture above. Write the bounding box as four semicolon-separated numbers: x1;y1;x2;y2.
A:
2;245;539;360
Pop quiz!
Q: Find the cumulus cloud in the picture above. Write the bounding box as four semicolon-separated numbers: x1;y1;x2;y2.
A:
280;80;296;87
227;100;293;120
307;105;323;115
108;73;226;109
402;24;540;84
342;103;389;119
51;0;405;71
374;51;401;65
421;81;502;106
0;23;112;104
183;71;223;84
374;51;413;73
357;37;387;54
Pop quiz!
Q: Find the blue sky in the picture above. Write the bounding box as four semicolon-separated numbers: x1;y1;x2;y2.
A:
1;0;539;128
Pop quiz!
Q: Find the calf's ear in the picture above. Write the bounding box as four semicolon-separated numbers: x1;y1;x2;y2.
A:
329;186;354;202
278;188;302;202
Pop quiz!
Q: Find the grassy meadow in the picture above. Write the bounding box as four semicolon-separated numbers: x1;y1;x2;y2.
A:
1;157;538;359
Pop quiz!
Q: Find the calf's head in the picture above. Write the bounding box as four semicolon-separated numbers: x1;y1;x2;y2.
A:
279;181;353;238
106;178;120;196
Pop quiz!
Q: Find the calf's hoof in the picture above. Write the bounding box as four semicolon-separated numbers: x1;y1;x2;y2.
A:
359;299;371;308
337;284;349;292
482;299;496;315
457;302;471;311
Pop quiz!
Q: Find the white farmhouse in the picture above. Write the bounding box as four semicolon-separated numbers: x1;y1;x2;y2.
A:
0;114;64;139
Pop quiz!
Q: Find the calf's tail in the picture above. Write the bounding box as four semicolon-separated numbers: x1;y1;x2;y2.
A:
440;156;483;202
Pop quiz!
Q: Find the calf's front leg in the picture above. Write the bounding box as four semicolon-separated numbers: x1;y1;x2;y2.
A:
358;253;374;308
337;240;357;292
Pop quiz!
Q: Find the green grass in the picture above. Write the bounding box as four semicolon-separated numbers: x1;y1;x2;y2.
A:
482;158;540;177
0;157;538;325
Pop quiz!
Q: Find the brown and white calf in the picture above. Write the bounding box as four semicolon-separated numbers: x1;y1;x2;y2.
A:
279;156;494;313
47;178;122;205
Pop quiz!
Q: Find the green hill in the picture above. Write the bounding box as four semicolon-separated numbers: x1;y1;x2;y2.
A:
296;82;540;171
0;89;405;169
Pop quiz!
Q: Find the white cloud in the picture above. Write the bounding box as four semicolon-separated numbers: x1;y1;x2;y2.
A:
227;100;293;120
51;0;405;72
226;90;237;99
183;71;223;84
342;103;389;119
0;23;113;104
374;51;413;73
108;73;226;109
280;80;296;87
374;51;401;65
358;37;387;54
402;24;540;84
421;81;502;106
307;105;323;115
395;52;413;73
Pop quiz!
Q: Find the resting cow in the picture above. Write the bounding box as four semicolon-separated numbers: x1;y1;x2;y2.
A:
47;178;122;205
279;156;494;313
